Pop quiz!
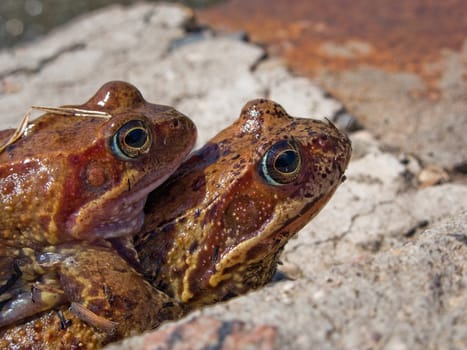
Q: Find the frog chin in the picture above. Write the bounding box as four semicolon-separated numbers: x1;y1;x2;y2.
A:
86;205;146;239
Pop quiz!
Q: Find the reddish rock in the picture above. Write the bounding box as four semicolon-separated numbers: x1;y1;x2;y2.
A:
198;1;467;170
138;317;278;350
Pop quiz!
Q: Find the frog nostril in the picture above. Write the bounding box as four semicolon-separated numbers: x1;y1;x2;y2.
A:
171;119;180;129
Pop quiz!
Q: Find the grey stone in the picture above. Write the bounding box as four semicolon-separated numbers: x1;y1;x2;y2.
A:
0;3;344;148
105;316;279;350
0;3;466;350
118;211;466;350
316;60;467;169
254;59;344;119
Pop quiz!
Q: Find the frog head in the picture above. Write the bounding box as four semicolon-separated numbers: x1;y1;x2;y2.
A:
0;81;197;245
138;99;351;307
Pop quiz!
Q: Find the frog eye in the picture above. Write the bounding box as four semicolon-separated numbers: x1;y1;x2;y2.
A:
112;120;152;159
260;139;302;185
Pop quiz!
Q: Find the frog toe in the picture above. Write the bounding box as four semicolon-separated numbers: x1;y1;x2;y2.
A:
70;302;118;333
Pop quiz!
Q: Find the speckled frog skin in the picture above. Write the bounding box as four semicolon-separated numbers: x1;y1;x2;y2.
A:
0;81;196;331
137;99;351;307
0;81;196;245
0;99;351;349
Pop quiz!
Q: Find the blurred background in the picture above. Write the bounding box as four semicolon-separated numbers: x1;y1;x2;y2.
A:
0;0;220;48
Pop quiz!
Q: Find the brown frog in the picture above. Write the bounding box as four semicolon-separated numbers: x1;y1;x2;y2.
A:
0;99;351;349
137;98;351;307
0;80;196;245
0;81;196;329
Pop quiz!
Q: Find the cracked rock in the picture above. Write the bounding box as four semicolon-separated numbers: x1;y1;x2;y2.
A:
118;212;466;350
0;3;342;148
0;3;466;350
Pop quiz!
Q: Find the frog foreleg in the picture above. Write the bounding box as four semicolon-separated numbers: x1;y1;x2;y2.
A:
56;244;185;336
0;263;66;328
0;285;66;328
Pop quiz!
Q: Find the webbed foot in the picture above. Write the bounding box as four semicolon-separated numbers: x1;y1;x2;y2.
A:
57;243;184;336
0;248;66;328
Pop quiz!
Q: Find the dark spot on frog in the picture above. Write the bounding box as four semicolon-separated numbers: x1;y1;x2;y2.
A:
162;301;176;308
211;245;220;265
192;175;206;192
87;298;110;315
220;291;238;302
4;143;17;155
189;241;198;254
195;142;220;166
170;119;180;129
103;284;115;304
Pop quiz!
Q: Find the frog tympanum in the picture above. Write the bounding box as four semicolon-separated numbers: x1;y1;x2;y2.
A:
0;99;351;349
0;81;196;330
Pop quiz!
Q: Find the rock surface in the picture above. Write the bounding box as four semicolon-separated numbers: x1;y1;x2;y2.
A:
0;2;342;148
106;316;279;350
198;0;467;171
0;3;465;350
107;211;467;350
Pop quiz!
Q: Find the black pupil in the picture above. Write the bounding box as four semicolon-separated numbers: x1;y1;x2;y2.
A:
124;128;147;148
275;150;298;173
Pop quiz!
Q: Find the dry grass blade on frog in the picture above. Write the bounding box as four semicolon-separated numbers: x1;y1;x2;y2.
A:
31;106;112;119
0;109;30;153
0;106;112;153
